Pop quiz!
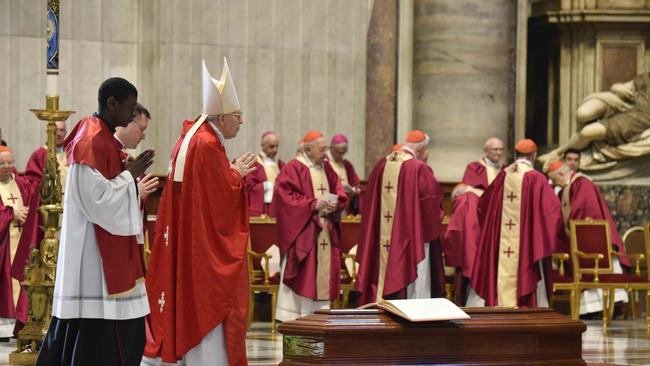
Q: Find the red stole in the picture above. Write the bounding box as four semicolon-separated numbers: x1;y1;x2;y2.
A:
65;116;143;296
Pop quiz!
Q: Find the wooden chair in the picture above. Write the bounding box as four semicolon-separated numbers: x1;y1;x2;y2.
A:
623;226;646;319
338;215;361;308
247;215;280;334
440;216;456;302
553;218;648;329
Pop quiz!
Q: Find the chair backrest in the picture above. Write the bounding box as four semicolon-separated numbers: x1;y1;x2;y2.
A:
249;215;278;270
624;226;647;270
340;215;361;254
569;218;614;276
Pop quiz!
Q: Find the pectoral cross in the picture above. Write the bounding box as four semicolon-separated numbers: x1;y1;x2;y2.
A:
384;211;393;223
506;192;517;202
164;226;169;247
503;247;515;258
505;219;516;231
383;240;391;250
384;182;394;194
317;184;327;195
320;239;328;250
7;194;18;205
158;292;166;313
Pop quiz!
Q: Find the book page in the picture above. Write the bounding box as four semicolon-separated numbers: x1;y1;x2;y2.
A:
379;298;470;322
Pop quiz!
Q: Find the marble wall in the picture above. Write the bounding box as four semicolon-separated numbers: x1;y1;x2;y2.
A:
412;0;517;182
0;0;371;175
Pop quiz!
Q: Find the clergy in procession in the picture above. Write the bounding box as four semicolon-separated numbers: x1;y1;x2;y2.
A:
0;147;30;341
467;139;564;308
461;137;504;192
327;134;361;215
272;130;348;321
143;59;256;366
245;131;284;217
356;131;445;305
547;160;629;314
37;78;155;366
23;120;68;194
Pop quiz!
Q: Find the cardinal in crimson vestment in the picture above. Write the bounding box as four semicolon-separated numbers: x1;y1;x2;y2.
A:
245;131;285;217
271;130;348;322
443;137;504;305
142;59;257;366
467;139;565;308
461;137;504;192
547;160;629;314
0;147;30;340
37;78;154;366
327;134;361;216
356;130;445;305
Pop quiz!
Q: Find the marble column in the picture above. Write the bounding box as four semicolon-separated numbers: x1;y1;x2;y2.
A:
365;0;398;174
413;0;517;182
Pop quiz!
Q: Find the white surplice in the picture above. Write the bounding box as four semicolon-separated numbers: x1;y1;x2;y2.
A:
52;163;149;320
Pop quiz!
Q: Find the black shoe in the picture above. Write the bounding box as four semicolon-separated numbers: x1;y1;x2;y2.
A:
0;337;10;342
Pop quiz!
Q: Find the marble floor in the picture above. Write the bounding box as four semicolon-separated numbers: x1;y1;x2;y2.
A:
0;320;649;365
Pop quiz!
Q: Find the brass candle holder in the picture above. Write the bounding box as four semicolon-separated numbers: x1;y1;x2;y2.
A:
9;95;74;365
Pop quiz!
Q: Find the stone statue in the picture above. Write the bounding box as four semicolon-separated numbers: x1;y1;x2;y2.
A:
540;72;650;180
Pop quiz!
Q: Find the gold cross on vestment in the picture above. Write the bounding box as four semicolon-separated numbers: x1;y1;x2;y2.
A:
384;182;394;194
506;192;517;202
384;211;393;223
317;184;327;195
7;194;18;205
320;239;328;250
505;219;516;231
383;240;390;250
158;292;166;313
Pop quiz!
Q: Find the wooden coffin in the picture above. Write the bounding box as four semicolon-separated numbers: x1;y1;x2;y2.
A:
278;307;586;365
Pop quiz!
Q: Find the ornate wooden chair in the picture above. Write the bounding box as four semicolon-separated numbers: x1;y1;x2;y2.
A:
338;215;361;308
553;218;648;329
622;226;646;319
247;215;280;334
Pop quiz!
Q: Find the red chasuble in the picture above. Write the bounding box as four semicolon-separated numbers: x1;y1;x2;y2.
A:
64;116;143;295
470;162;564;307
562;173;629;267
0;176;30;325
245;158;285;217
442;191;480;278
144;120;249;365
270;159;348;300
462;161;489;190
23;147;47;194
356;155;445;305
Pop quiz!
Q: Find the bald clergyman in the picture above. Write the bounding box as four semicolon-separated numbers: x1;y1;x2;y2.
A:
245;131;285;217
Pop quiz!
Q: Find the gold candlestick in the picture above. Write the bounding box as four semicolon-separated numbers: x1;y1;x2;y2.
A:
9;95;74;365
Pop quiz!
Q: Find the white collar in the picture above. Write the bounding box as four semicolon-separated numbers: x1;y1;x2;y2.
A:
260;151;277;164
515;158;533;168
402;146;417;157
483;157;502;169
207;121;225;145
301;152;322;169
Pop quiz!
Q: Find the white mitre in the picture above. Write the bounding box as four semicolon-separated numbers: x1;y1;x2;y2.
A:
173;58;240;182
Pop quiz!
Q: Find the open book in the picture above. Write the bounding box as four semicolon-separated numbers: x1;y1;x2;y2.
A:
358;298;470;322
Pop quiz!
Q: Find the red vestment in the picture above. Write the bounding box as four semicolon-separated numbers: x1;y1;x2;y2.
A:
144;120;249;365
356;156;445;305
23;147;48;194
270;159;348;300
64;115;143;295
470;164;565;306
0;176;30;325
245;159;285;217
442;191;480;278
563;174;629;267
462;161;489;190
